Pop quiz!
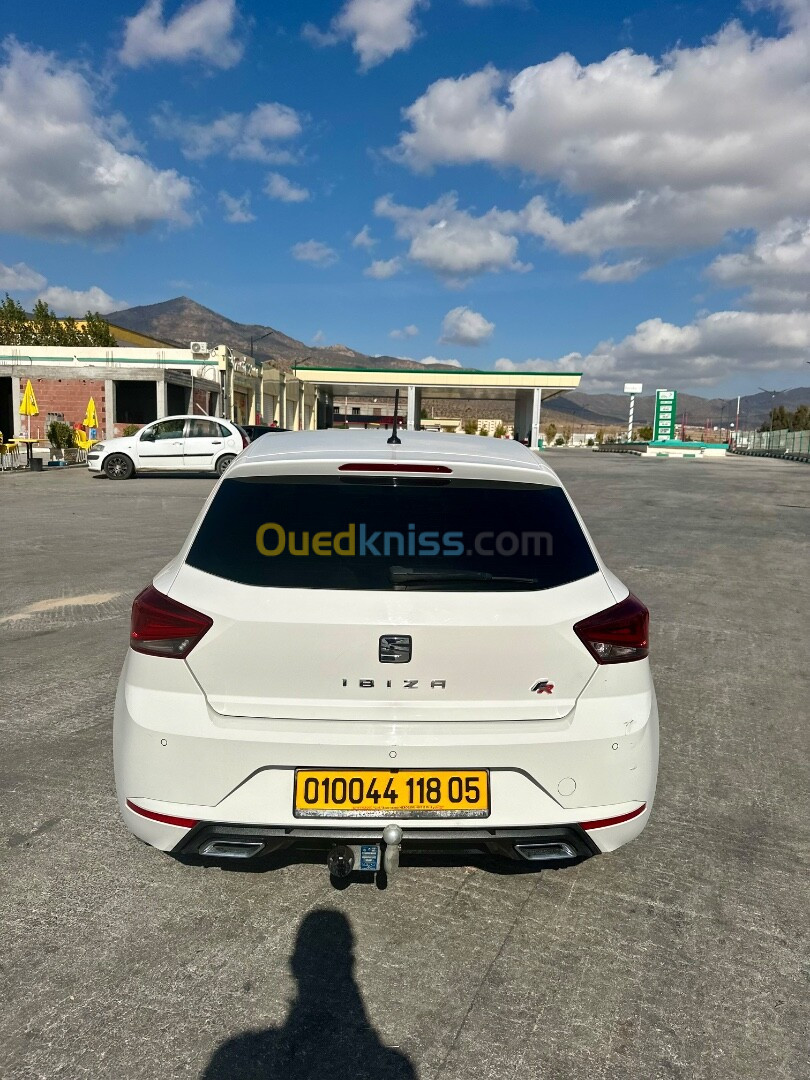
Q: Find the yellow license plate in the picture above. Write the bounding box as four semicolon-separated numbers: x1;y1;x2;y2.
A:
293;769;490;818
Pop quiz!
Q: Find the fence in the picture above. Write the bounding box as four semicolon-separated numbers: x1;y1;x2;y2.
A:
734;428;810;453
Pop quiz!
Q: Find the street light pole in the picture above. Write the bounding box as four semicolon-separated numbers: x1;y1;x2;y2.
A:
249;329;274;364
759;386;784;448
248;331;276;425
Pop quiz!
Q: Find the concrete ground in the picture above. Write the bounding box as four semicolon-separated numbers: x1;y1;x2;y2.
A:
0;452;807;1080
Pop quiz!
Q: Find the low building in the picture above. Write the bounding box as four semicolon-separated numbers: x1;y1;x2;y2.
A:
0;341;262;439
285;365;581;446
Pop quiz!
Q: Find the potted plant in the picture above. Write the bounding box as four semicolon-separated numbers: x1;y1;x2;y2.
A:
46;420;75;462
63;426;79;464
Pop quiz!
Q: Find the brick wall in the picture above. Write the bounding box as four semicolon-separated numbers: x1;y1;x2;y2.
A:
28;378;107;439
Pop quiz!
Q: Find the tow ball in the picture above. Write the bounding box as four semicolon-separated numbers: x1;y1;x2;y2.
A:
327;824;403;883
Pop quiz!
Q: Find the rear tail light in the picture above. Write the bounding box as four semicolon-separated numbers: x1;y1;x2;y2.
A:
130;585;213;659
241;431;249;449
574;594;649;664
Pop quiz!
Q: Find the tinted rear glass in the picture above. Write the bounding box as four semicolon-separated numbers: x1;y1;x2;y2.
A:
186;476;598;591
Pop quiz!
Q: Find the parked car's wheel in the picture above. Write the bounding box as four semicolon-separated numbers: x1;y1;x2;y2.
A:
216;454;236;476
104;453;135;480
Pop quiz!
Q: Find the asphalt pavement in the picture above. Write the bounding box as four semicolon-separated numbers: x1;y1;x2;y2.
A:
1;452;808;1079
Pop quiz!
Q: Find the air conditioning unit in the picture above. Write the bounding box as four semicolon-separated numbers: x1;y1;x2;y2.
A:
190;341;208;354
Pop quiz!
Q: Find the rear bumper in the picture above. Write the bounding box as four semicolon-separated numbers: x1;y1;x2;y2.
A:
115;651;658;858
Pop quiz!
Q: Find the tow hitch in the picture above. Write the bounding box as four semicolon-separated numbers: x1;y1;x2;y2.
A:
327;824;403;884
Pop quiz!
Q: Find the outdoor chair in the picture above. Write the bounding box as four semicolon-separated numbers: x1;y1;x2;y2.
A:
74;428;94;463
0;438;22;470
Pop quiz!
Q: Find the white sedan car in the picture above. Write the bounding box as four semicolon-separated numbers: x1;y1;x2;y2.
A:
88;415;247;479
115;430;658;880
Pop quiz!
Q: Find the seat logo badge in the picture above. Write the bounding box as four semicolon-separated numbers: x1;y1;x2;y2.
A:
531;680;555;695
379;635;412;664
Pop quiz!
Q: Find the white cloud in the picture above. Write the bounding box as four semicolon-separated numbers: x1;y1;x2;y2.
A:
390;323;419;339
375;192;529;282
303;0;426;70
581;259;649;283
218;190;255;223
395;5;810;264
120;0;243;69
353;225;377;249
417;355;462;367
496;307;810;390
364;256;402;279
312;329;326;344
0;42;192;238
440;305;495;346
264;172;310;203
707;217;810;311
153;102;302;162
0;261;47;291
36;285;126;316
291;240;338;267
0;260;125;313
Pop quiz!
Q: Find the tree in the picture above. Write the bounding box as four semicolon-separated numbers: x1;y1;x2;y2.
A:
595;428;605;445
561;425;573;445
478;426;489;435
544;422;557;445
60;317;84;346
463;417;478;435
790;404;809;431
760;405;791;432
82;311;117;346
636;424;654;441
30;299;60;344
493;423;506;439
554;435;565;445
0;294;30;344
0;294;117;347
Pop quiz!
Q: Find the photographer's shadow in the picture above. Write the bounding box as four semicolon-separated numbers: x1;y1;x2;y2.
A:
202;909;416;1080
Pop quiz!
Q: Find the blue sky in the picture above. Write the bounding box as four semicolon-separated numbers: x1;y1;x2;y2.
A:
1;0;809;395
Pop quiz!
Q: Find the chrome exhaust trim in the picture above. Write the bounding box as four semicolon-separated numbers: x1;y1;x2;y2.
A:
198;840;265;859
513;842;578;862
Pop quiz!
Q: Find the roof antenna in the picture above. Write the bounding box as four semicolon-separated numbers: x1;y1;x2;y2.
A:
387;389;402;444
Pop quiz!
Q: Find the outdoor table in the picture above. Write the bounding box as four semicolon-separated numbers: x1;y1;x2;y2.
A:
16;438;41;466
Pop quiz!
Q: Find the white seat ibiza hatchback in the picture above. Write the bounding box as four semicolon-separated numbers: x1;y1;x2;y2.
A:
115;430;658;879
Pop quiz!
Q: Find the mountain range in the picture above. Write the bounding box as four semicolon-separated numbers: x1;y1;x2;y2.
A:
108;296;466;374
108;297;808;430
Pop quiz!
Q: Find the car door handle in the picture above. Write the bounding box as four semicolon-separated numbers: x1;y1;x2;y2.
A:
212;440;222;445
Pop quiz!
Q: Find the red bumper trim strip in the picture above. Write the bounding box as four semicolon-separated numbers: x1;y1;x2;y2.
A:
126;799;198;829
579;803;647;831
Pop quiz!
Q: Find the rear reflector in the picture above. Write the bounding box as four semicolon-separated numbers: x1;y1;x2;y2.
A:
126;799;198;829
130;584;213;659
338;463;452;473
579;803;647;831
574;593;649;664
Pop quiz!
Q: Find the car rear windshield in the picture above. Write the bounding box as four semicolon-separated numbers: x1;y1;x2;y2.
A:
185;475;598;591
